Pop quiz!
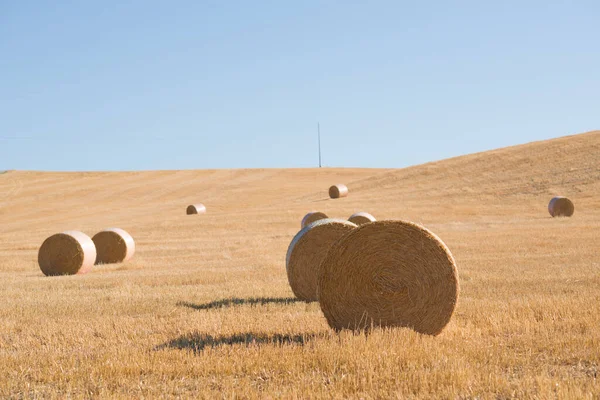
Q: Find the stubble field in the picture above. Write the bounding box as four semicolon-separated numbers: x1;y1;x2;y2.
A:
0;131;599;399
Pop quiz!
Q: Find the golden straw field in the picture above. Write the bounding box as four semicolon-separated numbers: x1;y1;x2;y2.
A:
1;131;599;399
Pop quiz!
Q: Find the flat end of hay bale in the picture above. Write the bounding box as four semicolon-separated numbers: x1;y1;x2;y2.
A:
92;228;135;265
548;196;574;217
348;211;376;225
38;231;96;276
187;204;206;215
286;218;357;302
329;184;349;199
318;220;459;336
301;211;329;229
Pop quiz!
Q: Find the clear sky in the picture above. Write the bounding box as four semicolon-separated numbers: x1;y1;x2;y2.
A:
1;1;598;171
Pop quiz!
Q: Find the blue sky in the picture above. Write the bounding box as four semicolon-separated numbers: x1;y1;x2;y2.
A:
1;1;598;171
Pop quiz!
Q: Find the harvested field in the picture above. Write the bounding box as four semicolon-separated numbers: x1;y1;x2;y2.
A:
0;131;599;398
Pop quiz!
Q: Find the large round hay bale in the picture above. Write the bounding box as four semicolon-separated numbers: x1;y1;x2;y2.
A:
286;219;357;302
38;231;97;276
187;204;206;215
548;196;574;217
318;220;459;336
329;184;349;199
301;211;329;229
348;211;376;225
92;228;135;265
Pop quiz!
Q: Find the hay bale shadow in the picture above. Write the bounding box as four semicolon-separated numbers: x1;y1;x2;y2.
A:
177;297;301;311
156;332;315;353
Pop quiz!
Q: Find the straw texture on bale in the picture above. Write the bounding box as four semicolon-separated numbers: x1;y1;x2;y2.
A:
38;231;97;276
286;219;357;302
92;228;135;265
548;196;574;217
348;211;376;225
318;220;459;336
329;184;349;199
187;204;206;215
301;211;329;229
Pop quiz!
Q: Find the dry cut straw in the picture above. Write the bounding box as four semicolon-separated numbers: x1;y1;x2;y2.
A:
329;184;349;199
318;220;459;335
286;218;357;302
348;211;376;225
187;204;206;215
301;211;329;229
548;196;574;217
38;231;97;276
92;228;135;265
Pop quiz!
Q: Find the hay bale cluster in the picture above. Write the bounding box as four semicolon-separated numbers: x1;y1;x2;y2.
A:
284;194;575;334
548;196;574;217
287;213;459;336
38;228;135;276
32;173;580;339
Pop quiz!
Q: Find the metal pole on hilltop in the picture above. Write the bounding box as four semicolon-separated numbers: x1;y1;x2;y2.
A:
318;122;322;168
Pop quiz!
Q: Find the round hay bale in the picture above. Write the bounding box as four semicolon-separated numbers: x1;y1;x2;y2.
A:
286;218;357;302
301;211;329;229
92;228;135;265
38;231;97;276
329;184;349;199
348;211;376;225
548;196;574;217
318;220;459;336
187;204;206;215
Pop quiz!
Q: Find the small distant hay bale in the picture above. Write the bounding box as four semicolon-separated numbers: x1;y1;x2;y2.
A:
348;211;376;225
318;220;459;336
92;228;135;265
301;211;329;228
38;231;97;276
329;184;349;199
187;204;206;215
548;196;574;217
286;218;357;302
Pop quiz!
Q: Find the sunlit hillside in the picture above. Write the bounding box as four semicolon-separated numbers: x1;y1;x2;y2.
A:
0;131;598;398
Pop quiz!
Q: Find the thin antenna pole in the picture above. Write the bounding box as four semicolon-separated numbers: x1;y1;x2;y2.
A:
318;122;322;168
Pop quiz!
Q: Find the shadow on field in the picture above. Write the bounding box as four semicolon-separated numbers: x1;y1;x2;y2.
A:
177;297;303;311
156;332;315;352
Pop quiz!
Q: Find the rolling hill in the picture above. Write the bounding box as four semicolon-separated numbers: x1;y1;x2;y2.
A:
0;130;598;398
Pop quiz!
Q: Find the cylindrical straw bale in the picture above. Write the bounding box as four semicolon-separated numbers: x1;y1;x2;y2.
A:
286;218;357;302
329;184;349;199
92;228;135;265
187;204;206;215
301;211;329;229
348;211;376;225
318;220;459;336
548;196;574;217
38;231;97;276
